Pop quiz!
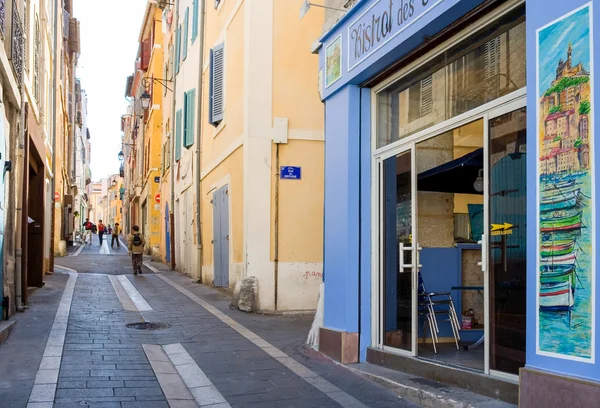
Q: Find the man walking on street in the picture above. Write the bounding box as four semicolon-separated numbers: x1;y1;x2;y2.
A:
98;220;106;246
128;225;145;275
111;223;121;248
83;218;93;245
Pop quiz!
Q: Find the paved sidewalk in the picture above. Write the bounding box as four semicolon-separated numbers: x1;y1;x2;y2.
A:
0;251;417;407
0;272;69;407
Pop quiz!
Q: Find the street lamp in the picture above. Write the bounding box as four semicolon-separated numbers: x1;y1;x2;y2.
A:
140;92;152;110
118;151;125;162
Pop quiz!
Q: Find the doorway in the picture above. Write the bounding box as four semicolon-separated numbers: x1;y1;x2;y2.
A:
212;185;229;288
376;99;526;377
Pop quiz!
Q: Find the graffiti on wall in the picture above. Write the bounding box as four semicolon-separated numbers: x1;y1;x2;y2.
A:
537;3;595;361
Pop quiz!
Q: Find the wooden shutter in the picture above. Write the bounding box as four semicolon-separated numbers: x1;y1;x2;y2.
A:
141;38;151;71
192;0;199;42
184;89;196;147
183;8;189;61
175;110;182;161
175;26;181;74
210;43;224;125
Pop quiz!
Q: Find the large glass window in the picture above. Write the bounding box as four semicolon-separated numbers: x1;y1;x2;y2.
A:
377;7;525;148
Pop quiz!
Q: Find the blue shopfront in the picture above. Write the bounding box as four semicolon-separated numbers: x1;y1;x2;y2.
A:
319;0;600;405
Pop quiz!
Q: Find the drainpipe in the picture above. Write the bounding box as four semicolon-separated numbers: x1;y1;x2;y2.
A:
273;144;280;310
15;1;29;310
170;1;180;271
49;0;58;273
194;0;206;283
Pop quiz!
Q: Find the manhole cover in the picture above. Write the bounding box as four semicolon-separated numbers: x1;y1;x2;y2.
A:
126;322;171;330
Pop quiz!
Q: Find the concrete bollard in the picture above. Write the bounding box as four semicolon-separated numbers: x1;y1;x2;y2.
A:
57;240;68;257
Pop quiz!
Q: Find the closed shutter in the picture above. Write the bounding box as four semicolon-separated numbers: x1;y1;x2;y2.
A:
420;76;433;117
175;109;182;161
184;89;196;148
183;8;189;61
209;43;224;125
141;38;151;71
192;0;199;42
175;26;181;74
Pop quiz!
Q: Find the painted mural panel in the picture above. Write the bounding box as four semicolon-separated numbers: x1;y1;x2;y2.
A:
536;3;595;361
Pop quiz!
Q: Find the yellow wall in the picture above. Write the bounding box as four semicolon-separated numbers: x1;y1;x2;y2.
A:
200;2;245;167
142;11;165;250
270;140;324;262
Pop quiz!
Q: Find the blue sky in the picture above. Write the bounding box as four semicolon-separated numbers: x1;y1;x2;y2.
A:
538;5;591;94
74;0;147;181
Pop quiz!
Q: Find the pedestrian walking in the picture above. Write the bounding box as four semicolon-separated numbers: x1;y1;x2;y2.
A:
83;218;93;245
128;225;145;275
111;223;121;248
98;220;106;246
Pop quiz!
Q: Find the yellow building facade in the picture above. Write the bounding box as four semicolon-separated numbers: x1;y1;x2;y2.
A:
122;5;164;257
170;0;324;311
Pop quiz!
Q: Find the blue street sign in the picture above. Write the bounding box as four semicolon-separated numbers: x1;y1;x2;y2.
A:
280;166;301;180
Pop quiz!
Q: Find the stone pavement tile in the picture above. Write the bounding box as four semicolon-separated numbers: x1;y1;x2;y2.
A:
167;400;200;408
55;387;115;398
189;385;228;405
54;402;122;408
86;380;125;388
114;386;165;397
123;379;161;388
121;401;169;408
57;380;88;388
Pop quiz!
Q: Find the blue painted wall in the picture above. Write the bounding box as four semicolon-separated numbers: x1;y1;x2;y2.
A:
323;86;361;334
526;0;600;382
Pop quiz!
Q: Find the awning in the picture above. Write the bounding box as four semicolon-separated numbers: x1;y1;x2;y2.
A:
418;148;483;195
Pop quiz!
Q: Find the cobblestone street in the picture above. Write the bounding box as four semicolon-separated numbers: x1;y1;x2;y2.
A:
0;238;415;408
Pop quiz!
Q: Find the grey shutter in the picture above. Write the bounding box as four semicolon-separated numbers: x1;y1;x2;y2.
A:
420;76;433;117
210;43;224;125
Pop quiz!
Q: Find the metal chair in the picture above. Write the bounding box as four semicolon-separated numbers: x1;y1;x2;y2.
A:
418;272;461;351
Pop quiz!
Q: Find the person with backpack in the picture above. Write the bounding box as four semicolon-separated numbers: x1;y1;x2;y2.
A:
97;220;106;245
83;218;93;245
128;225;145;275
111;223;121;248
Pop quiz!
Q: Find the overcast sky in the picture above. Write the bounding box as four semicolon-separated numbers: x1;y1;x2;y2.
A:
74;0;147;181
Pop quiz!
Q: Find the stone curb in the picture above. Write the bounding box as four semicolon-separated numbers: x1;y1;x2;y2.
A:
0;320;16;346
345;364;516;408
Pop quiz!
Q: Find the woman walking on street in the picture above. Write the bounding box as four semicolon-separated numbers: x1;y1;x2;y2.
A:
128;225;145;275
98;220;106;246
111;223;121;248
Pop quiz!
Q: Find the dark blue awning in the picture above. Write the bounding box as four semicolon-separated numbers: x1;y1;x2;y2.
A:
418;148;483;194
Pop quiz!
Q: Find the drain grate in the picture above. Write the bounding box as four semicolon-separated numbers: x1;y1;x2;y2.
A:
126;322;171;330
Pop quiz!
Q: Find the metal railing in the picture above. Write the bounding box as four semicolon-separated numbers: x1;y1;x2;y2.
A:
11;0;23;85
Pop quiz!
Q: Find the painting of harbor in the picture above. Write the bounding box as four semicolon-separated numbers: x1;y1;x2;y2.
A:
537;4;595;361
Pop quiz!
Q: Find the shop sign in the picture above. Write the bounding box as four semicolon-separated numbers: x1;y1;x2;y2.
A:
490;223;513;236
348;0;440;70
280;166;301;180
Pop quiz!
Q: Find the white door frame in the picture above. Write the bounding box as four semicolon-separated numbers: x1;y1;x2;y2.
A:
371;89;527;371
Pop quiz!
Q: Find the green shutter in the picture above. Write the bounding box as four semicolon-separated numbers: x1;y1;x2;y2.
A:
175;109;182;161
184;89;196;148
183;8;189;61
192;0;199;43
175;26;181;74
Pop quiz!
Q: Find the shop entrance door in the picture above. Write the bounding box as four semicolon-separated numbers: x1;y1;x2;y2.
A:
378;146;418;354
488;100;527;378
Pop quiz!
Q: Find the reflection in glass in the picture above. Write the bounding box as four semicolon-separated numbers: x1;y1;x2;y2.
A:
377;9;525;148
489;108;527;374
383;152;412;351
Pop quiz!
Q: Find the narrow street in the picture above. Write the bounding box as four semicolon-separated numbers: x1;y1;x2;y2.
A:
0;237;414;408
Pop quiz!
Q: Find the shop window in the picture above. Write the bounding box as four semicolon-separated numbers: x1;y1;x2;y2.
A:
376;9;525;148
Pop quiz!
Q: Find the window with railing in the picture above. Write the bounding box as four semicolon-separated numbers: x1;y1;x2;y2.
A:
11;1;24;85
0;0;6;37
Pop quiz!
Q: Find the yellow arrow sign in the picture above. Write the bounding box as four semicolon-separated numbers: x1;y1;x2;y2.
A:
491;223;513;231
